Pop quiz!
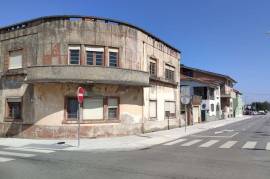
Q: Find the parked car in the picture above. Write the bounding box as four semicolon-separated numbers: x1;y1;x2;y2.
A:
258;110;267;115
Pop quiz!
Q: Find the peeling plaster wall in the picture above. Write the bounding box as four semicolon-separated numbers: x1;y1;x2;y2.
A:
0;17;180;138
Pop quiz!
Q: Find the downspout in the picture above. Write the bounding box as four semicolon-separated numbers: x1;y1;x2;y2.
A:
141;41;145;134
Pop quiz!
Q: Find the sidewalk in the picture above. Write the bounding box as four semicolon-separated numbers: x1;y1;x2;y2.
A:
0;116;252;152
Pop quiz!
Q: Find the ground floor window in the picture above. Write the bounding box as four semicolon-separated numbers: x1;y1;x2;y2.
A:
108;98;119;119
149;100;157;119
65;96;119;122
66;97;78;120
6;97;22;120
165;101;176;118
83;97;104;120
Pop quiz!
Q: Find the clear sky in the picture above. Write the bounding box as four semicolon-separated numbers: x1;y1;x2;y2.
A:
1;0;269;103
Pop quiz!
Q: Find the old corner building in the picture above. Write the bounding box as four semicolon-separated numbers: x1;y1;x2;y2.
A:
0;15;181;138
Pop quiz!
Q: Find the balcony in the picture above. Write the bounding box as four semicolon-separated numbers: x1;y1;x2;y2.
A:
221;85;233;98
26;65;150;86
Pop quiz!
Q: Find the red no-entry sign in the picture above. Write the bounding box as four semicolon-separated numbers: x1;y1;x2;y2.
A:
77;87;85;104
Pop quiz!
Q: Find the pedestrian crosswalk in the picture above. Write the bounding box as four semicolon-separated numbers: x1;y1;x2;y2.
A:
0;147;56;163
163;138;270;151
219;141;238;149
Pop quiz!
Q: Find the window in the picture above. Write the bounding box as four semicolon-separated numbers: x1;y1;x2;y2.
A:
9;50;22;69
211;104;215;112
194;87;207;100
66;98;78;120
108;98;119;119
86;47;104;66
165;101;176;118
83;97;104;120
149;100;157;119
149;59;157;77
69;47;80;65
209;88;215;100
6;97;22;120
109;48;118;67
165;65;175;81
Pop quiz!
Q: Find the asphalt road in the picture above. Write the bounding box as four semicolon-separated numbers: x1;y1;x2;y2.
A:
0;115;270;179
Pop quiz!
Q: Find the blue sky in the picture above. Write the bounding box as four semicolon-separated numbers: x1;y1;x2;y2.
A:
1;0;270;103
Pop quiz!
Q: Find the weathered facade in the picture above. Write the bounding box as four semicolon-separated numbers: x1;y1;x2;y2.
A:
0;16;181;138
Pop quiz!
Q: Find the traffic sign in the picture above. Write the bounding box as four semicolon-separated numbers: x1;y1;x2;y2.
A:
77;87;85;104
181;96;191;105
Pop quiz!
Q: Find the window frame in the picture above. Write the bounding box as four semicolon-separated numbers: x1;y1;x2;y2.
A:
65;96;79;121
85;47;105;66
5;97;22;122
107;97;119;120
64;96;120;123
68;46;81;65
164;101;176;119
149;100;157;120
8;49;23;70
165;64;175;82
108;48;119;67
149;58;157;77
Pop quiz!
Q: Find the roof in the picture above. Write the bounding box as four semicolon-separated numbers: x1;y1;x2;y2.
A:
181;64;237;83
0;15;180;53
181;75;219;88
233;89;242;95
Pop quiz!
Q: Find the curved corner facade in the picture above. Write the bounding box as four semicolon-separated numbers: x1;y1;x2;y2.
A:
0;16;180;138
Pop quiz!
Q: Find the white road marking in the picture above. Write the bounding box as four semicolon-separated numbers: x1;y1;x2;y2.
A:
181;139;202;146
242;141;257;149
0;157;15;163
0;151;35;158
163;138;187;146
199;140;219;148
219;141;238;148
4;147;55;154
192;132;239;138
266;143;270;150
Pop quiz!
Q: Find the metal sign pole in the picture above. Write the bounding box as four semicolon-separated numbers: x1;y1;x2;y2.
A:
77;103;80;147
185;104;187;132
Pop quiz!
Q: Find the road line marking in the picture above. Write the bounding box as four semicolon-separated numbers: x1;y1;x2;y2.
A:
219;141;238;148
0;151;35;158
181;139;202;146
266;143;270;150
242;141;257;149
4;147;55;154
163;138;187;146
191;132;239;138
0;157;15;163
199;140;219;148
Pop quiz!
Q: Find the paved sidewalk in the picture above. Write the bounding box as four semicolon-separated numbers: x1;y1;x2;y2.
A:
0;116;252;152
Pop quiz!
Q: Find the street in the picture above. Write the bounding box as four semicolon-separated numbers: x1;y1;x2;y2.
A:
0;115;270;179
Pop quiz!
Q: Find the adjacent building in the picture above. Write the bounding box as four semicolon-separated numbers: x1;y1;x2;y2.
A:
0;15;181;138
180;65;243;124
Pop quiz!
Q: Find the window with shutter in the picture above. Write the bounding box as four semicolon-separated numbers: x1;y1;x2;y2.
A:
83;97;104;120
149;100;157;119
9;50;22;69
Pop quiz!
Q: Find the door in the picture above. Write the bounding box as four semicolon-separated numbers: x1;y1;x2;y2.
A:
192;107;199;124
201;110;206;122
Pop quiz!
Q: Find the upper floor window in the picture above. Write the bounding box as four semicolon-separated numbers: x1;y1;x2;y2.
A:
9;50;22;69
109;48;119;67
165;64;175;81
86;47;104;66
149;58;157;77
69;46;80;65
